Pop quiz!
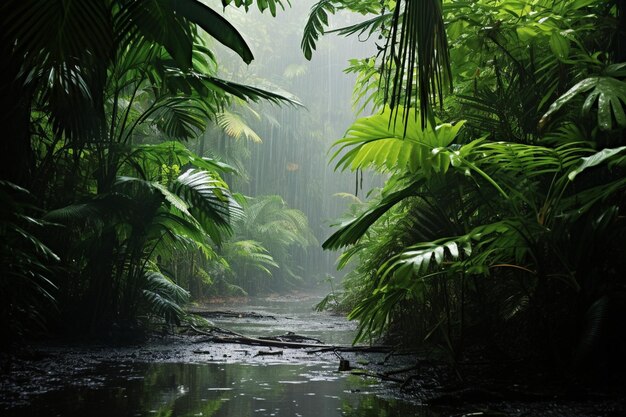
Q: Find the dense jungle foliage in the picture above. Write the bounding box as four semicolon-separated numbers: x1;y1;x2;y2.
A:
2;0;626;384
0;0;314;341
307;0;626;379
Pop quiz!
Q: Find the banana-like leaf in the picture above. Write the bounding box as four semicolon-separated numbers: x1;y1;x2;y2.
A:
173;0;254;64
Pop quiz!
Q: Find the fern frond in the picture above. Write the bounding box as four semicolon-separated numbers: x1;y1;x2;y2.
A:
217;110;263;143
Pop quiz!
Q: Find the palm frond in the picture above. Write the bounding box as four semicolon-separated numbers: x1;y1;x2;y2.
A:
301;0;337;61
141;270;189;325
331;107;464;175
205;76;301;106
153;97;210;140
380;0;452;128
217;111;263;143
224;240;278;276
171;169;243;245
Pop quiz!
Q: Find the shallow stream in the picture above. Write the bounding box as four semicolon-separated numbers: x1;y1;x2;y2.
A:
4;296;439;417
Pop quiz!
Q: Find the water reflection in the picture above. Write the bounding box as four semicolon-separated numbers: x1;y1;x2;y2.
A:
8;362;437;417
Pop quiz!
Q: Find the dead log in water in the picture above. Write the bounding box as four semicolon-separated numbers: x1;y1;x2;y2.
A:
189;325;392;352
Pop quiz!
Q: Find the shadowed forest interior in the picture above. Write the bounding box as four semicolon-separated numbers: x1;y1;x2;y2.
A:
2;0;626;414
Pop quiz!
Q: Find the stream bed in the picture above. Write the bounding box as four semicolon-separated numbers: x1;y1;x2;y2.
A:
2;295;624;417
2;296;438;417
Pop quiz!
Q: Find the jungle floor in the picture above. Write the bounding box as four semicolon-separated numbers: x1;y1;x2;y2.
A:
1;294;624;417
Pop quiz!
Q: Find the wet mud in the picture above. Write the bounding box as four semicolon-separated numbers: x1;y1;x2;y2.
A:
1;295;624;416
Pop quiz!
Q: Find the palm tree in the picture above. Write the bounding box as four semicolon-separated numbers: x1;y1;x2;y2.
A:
0;0;283;187
302;0;451;128
0;0;297;336
45;164;242;332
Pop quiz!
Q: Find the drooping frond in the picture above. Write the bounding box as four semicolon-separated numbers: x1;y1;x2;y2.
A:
217;111;263;143
171;169;243;245
141;270;189;325
323;178;423;250
153;97;211;140
380;0;452;129
301;0;337;61
206;77;301;106
173;0;254;64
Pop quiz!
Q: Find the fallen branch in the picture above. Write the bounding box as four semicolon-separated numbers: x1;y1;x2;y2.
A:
187;325;391;352
188;309;277;320
259;332;324;344
306;346;393;353
254;350;283;357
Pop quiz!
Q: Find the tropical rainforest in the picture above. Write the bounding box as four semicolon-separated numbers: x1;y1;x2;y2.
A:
2;0;626;389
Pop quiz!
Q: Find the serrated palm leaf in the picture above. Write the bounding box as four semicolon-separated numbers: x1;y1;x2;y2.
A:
217;111;263;143
331;107;464;175
141;270;189;325
301;0;337;61
323;179;423;250
171;169;243;245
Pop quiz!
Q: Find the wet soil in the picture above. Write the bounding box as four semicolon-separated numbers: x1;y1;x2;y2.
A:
1;295;625;416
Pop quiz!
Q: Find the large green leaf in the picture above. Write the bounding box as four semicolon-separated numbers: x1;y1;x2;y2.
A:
173;0;254;64
568;146;626;180
322;178;423;250
331;107;464;175
541;76;626;131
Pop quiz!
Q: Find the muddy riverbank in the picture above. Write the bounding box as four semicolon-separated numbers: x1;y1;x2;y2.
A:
1;295;624;416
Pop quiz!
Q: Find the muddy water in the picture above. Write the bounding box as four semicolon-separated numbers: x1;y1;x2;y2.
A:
5;297;438;417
